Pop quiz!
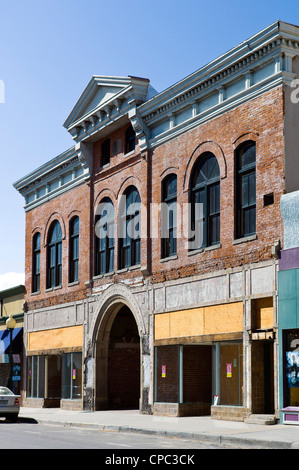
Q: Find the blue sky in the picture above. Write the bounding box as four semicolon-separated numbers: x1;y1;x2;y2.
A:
0;0;299;289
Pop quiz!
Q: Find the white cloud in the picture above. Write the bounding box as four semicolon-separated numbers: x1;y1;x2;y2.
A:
0;272;25;291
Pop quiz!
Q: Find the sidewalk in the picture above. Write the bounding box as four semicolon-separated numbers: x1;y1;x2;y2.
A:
18;407;299;449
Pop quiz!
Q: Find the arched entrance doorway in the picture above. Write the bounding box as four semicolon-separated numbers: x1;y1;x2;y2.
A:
108;305;140;409
95;302;141;410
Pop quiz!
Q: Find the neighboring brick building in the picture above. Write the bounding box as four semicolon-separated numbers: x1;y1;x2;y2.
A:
13;21;299;420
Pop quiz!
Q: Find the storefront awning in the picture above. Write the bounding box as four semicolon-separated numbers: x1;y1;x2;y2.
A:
0;327;23;355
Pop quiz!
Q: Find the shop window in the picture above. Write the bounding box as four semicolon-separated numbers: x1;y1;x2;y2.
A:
284;330;299;407
26;353;82;401
27;356;45;398
161;174;177;258
95;198;115;275
47;355;62;399
69;216;79;283
190;152;220;250
235;141;256;238
62;352;82;400
154;345;213;406
183;345;212;403
154;345;179;403
119;186;141;269
32;232;41;293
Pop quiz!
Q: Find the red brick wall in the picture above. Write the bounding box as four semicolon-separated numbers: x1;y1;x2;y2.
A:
108;347;140;409
149;86;285;283
25;182;91;309
25;86;286;308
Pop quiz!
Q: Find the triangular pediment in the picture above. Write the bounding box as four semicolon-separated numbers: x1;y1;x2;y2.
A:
64;76;133;130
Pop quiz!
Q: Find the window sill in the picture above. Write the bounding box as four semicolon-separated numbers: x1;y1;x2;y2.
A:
233;234;257;245
160;254;178;263
93;272;114;280
99;162;110;170
116;264;141;274
123;149;135;158
45;285;62;293
31;291;40;296
188;243;221;256
68;281;79;287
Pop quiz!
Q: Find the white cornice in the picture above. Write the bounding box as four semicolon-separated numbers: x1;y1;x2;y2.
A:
138;21;283;119
136;20;299;150
13;146;88;212
63;76;132;129
13;146;77;192
64;75;152;144
147;73;286;150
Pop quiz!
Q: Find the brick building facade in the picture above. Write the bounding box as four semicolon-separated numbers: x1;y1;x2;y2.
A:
14;21;299;420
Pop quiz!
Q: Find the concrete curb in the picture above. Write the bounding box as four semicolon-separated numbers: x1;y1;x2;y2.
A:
32;417;297;449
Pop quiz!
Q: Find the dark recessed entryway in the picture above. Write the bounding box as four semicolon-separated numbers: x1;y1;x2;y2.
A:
107;306;140;409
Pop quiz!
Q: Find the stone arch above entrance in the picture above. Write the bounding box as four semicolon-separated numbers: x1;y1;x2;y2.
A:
90;283;147;348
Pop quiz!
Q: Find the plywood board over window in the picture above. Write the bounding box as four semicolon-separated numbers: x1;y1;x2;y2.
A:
27;325;83;353
252;297;273;330
154;302;243;340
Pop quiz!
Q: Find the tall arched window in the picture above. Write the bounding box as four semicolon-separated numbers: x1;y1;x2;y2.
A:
32;232;41;293
69;216;79;283
95;198;115;275
161;174;177;258
235;141;256;238
190;152;220;250
119;186;141;269
47;220;62;289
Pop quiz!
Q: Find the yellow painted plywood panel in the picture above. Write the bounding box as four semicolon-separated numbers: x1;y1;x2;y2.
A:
154;302;243;340
28;325;83;352
155;313;170;340
254;298;273;329
204;302;243;335
170;308;205;338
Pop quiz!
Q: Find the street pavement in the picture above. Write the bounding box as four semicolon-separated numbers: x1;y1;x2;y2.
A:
18;407;299;449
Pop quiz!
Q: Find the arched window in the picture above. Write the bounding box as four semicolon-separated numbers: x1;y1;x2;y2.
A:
161;174;177;258
190;152;220;250
69;216;79;283
32;232;41;293
235;141;256;238
95;198;115;275
119;186;141;268
47;220;62;289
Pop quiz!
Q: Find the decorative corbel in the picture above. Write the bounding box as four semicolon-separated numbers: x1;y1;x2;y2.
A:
96;110;105;122
81;121;89;133
128;106;149;152
90;115;98;127
104;105;112;119
114;98;123;113
75;141;93;175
